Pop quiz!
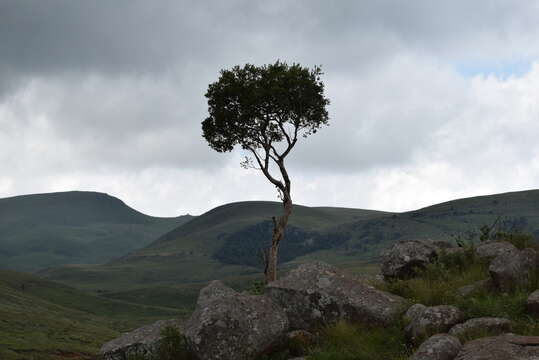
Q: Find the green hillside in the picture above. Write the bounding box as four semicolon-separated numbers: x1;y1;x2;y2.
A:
0;270;187;360
39;190;539;310
0;191;193;272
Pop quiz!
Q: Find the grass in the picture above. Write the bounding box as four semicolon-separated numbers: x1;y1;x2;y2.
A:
0;270;188;360
308;321;411;360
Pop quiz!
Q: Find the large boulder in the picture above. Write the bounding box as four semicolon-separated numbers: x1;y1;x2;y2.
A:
410;334;462;360
475;241;517;260
184;280;288;360
526;289;539;318
448;317;512;340
100;319;182;360
454;334;539;360
405;305;464;345
489;248;538;292
381;240;439;279
404;303;427;322
265;262;407;330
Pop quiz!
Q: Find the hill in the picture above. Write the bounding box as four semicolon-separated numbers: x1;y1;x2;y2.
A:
0;191;193;272
39;190;539;309
0;269;187;360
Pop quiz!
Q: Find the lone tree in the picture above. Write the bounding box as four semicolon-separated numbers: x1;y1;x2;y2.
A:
202;61;330;283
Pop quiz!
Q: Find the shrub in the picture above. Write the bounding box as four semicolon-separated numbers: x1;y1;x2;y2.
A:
308;321;411;360
157;326;194;360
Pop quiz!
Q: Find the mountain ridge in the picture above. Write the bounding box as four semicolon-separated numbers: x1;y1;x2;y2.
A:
0;190;193;272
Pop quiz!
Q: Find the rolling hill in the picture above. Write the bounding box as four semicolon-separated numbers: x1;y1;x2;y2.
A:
39;189;539;310
0;191;193;272
0;269;186;360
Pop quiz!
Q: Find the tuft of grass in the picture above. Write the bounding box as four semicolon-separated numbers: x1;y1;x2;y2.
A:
307;321;411;360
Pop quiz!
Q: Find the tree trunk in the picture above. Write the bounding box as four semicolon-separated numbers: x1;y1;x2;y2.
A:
265;196;292;283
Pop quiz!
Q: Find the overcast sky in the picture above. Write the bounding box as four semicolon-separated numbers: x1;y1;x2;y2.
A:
1;1;539;216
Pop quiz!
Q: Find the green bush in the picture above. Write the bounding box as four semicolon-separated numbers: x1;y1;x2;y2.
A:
157;326;194;360
308;321;411;360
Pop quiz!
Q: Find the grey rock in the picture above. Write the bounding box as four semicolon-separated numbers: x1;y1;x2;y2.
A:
100;319;182;360
410;334;462;360
489;248;538;292
266;262;407;330
456;279;491;297
184;280;288;360
381;240;439;279
526;289;539;318
448;317;512;340
405;304;427;322
455;334;539;360
197;279;237;307
475;241;517;260
405;305;465;345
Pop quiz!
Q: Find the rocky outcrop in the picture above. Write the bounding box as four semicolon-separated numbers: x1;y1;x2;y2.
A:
405;303;427;322
100;319;182;360
410;334;462;360
475;241;517;260
381;240;439;279
454;334;539;360
448;317;512;340
527;289;539;318
489;248;538;292
405;305;464;345
266;262;407;330
184;280;288;360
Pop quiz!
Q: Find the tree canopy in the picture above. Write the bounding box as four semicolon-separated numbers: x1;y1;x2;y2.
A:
202;61;329;167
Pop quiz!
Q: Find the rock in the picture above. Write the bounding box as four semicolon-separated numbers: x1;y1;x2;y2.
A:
410;334;462;360
265;262;407;330
381;240;439;279
405;305;465;345
526;289;539;318
456;279;491;297
196;279;237;306
100;319;182;360
184;280;288;360
448;317;512;340
405;303;427;321
489;248;538;292
475;241;517;260
455;334;539;360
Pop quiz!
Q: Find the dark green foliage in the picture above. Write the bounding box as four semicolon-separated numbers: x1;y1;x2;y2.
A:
214;221;349;268
157;326;195;360
308;321;411;360
202;61;329;153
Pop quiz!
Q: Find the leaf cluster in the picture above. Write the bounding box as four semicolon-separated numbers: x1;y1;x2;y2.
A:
202;61;330;154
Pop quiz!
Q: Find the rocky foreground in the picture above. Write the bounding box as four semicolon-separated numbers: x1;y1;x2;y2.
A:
101;239;539;360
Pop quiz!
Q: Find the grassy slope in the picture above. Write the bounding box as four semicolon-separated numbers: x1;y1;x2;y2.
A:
0;191;192;272
40;202;384;307
40;190;539;310
0;270;187;360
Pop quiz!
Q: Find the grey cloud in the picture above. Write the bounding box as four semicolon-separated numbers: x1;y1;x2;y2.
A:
1;0;539;215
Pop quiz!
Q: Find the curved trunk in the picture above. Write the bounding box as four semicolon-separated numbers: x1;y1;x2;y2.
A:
265;196;292;283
